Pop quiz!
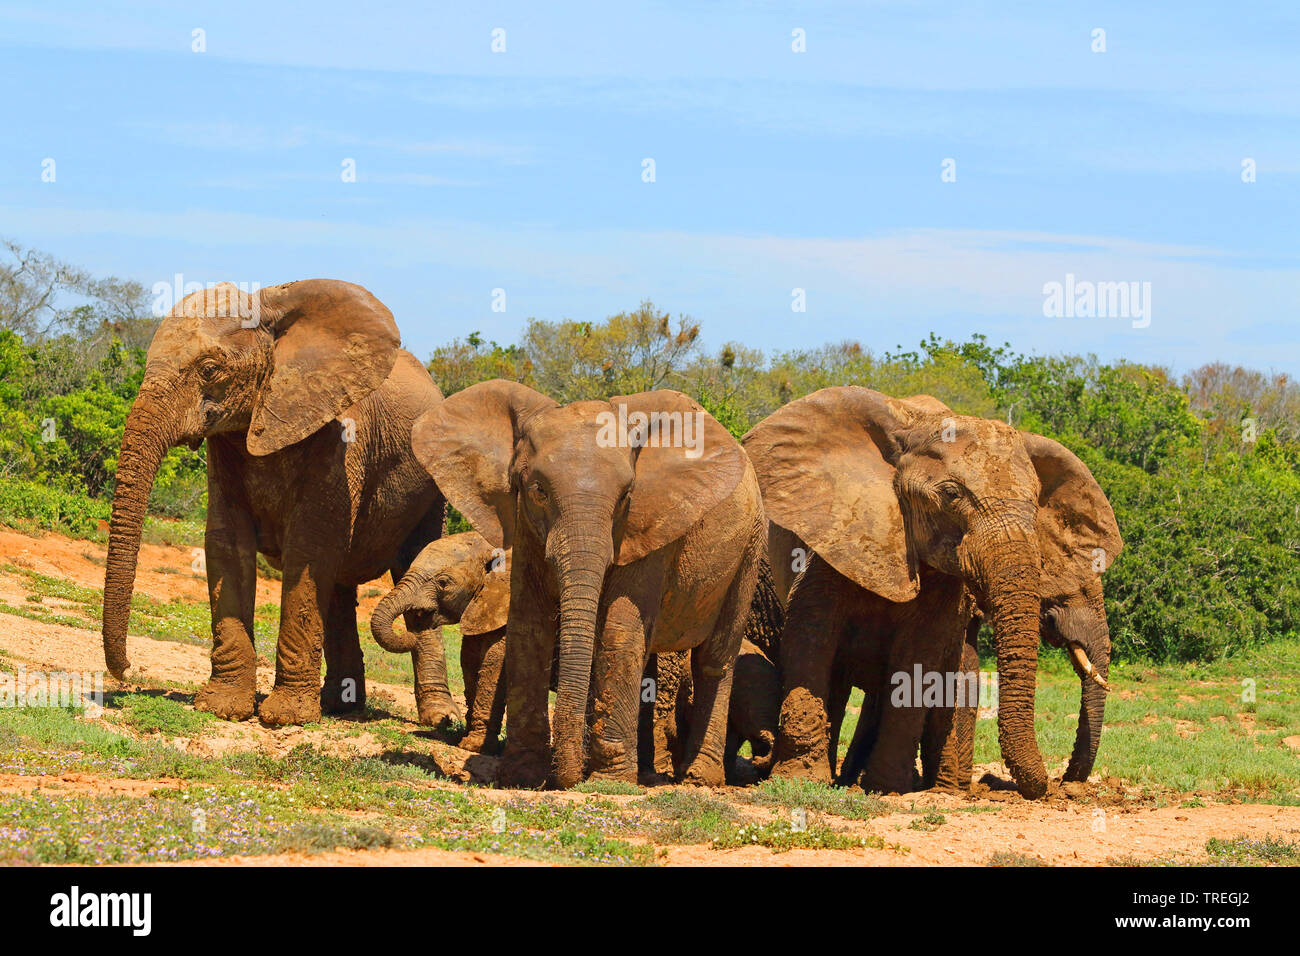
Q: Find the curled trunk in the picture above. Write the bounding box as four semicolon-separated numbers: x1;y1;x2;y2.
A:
102;400;178;679
369;578;420;653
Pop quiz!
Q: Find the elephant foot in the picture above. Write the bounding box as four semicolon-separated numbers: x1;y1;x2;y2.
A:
858;764;916;796
497;749;550;789
194;680;255;721
680;756;725;788
458;727;500;755
770;753;833;784
258;686;322;727
320;676;366;715
415;684;463;728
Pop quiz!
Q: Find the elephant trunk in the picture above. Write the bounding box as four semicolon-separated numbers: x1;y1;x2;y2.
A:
971;527;1048;800
1063;602;1111;782
102;393;180;679
370;577;421;653
547;504;614;789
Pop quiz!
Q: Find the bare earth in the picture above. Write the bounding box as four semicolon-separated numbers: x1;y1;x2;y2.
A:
2;525;1298;866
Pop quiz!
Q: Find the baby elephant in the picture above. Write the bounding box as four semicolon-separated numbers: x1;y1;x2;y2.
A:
369;533;511;753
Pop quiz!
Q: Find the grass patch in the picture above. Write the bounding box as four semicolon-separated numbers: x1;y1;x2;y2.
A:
115;693;215;736
639;790;738;843
575;778;644;796
748;776;889;820
986;850;1046;866
711;816;876;853
1203;835;1300;866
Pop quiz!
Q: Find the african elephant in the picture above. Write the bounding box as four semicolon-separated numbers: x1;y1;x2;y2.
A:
649;555;785;781
744;387;1122;799
370;532;511;751
101;280;448;727
412;380;766;788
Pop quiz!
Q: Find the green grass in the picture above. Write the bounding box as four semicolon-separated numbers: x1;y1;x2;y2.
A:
0;477;204;547
710;816;880;853
966;641;1300;801
639;790;739;844
575;778;644;796
115;692;216;736
1203;834;1300;866
748;776;890;820
986;850;1046;866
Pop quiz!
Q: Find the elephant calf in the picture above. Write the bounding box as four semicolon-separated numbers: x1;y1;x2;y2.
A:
370;533;510;752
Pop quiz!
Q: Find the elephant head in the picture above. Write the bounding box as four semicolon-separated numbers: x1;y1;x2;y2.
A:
411;379;746;788
370;532;510;727
101;279;401;679
370;532;510;650
743;386;1121;798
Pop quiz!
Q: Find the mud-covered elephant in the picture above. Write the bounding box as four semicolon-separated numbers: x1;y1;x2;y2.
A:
412;380;766;788
370;532;511;751
101;280;448;726
648;555;785;781
744;386;1121;799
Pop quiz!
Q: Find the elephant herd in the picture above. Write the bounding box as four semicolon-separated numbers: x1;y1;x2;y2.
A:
100;280;1122;799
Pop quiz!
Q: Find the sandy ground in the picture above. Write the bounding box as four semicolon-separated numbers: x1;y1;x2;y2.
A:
2;524;1299;866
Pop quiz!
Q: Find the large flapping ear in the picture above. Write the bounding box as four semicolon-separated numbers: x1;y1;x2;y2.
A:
247;280;401;455
743;386;921;603
461;548;511;636
411;380;558;549
1021;432;1124;590
611;390;749;566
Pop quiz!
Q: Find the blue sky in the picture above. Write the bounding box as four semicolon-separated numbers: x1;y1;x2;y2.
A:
2;1;1297;373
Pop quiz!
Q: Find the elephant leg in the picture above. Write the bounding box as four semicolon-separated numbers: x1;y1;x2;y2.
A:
498;541;556;789
259;499;348;726
195;461;258;721
410;621;460;727
772;556;847;783
588;596;649;784
651;651;690;777
321;584;366;714
681;546;758;787
858;628;931;794
928;616;981;790
460;628;506;753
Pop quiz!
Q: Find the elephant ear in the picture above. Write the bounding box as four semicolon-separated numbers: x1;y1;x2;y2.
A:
742;386;921;603
247;280;401;455
612;391;748;566
411;380;558;550
1022;432;1124;590
461;550;511;636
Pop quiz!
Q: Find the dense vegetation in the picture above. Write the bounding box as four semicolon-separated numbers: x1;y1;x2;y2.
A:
3;243;1298;662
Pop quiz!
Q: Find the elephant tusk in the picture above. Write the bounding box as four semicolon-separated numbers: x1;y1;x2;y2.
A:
1068;643;1110;692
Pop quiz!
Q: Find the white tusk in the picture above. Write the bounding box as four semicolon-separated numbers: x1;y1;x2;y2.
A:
1069;644;1110;692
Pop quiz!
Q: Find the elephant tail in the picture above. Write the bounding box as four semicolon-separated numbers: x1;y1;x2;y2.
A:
743;555;785;667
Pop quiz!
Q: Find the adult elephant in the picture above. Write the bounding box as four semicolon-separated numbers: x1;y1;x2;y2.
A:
370;532;511;752
743;387;1121;799
101;280;448;727
412;380;765;789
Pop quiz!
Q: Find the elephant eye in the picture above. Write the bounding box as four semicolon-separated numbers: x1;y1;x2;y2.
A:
198;361;220;384
529;481;548;505
937;483;963;503
434;575;453;590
